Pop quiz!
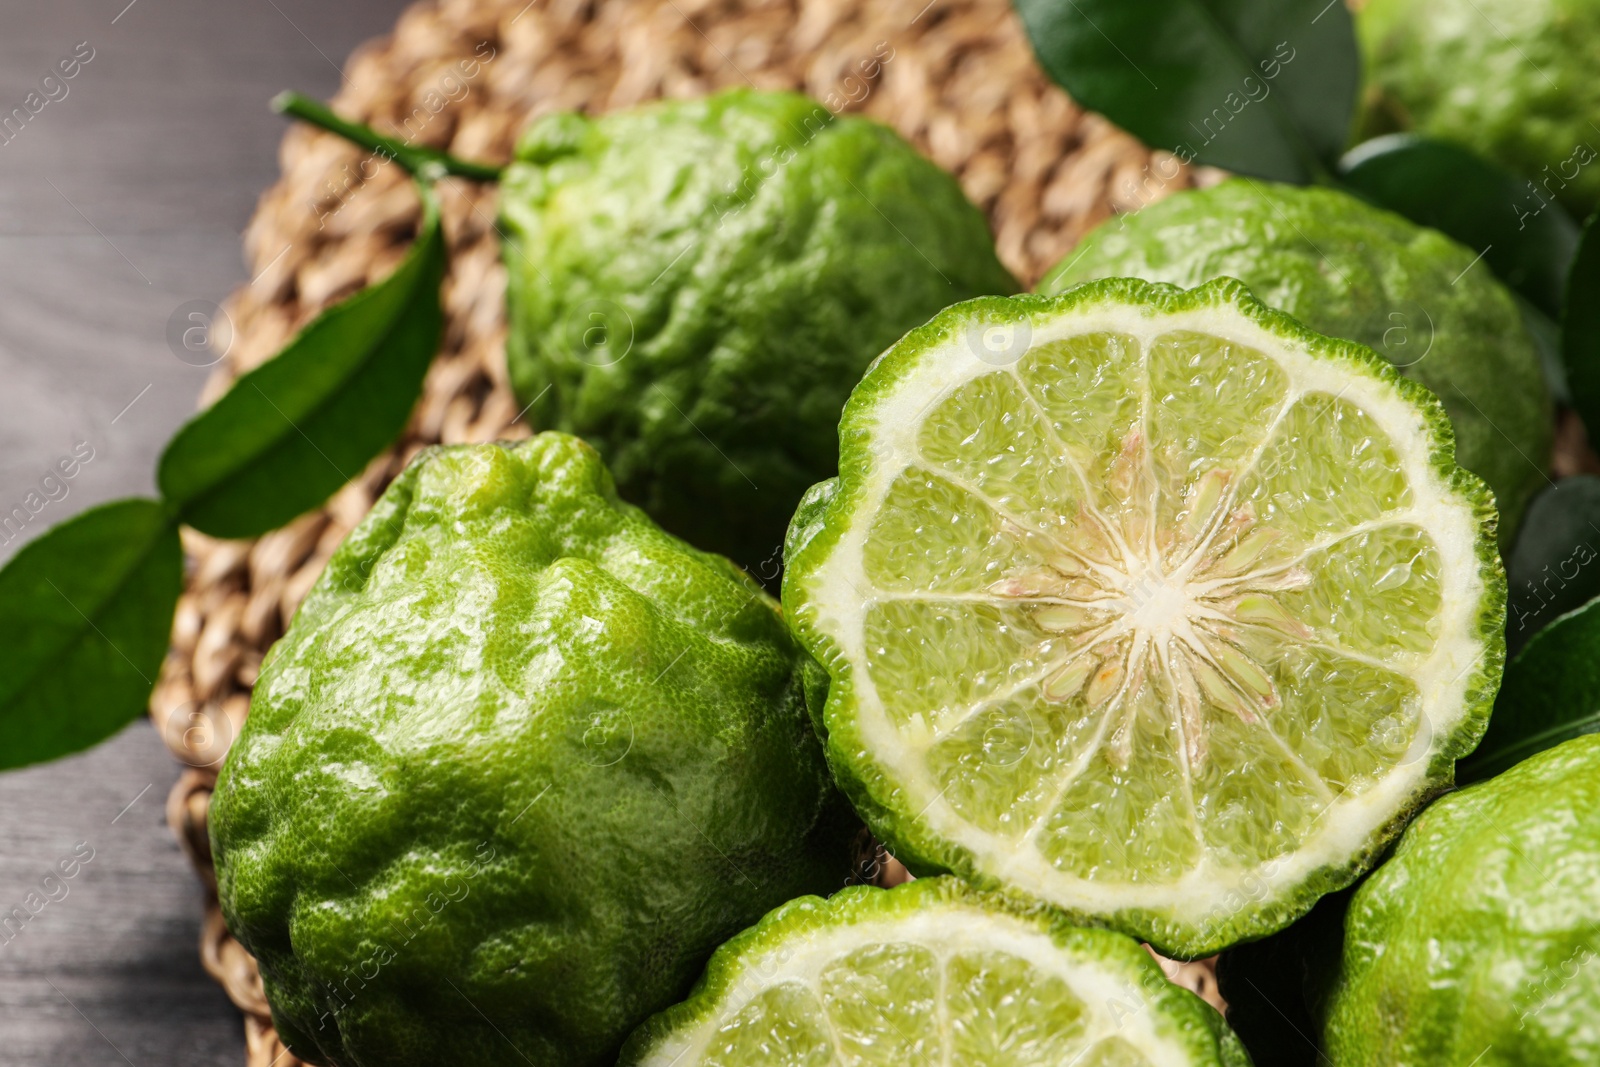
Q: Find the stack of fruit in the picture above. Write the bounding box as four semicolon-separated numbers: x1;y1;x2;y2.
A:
209;69;1585;1067
7;1;1600;1064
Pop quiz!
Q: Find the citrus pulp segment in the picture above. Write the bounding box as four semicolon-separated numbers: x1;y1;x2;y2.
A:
620;878;1251;1067
783;279;1504;958
1037;180;1552;545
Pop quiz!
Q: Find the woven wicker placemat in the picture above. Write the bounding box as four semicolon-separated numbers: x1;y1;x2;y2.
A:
148;0;1225;1061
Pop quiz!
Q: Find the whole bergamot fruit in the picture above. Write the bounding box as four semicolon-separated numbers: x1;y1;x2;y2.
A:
500;88;1017;576
210;434;854;1067
1357;0;1600;216
1039;180;1552;542
1314;733;1600;1064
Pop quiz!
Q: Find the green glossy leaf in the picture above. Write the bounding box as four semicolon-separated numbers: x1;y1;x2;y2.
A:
1461;595;1600;784
1340;134;1580;319
1505;476;1600;655
159;180;446;539
1563;213;1600;438
1518;294;1568;407
0;499;181;771
1014;0;1358;182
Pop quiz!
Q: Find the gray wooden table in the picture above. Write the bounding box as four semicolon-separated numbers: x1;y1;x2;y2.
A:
0;1;412;1062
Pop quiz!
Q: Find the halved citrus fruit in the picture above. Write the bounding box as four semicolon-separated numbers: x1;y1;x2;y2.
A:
620;877;1251;1066
782;279;1504;958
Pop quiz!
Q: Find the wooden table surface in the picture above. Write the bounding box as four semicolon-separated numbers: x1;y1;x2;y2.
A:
0;2;411;1062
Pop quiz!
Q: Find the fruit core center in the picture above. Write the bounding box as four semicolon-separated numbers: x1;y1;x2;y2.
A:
989;432;1314;768
1115;564;1195;644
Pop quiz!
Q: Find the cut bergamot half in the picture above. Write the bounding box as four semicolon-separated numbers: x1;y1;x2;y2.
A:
782;278;1505;958
619;877;1252;1066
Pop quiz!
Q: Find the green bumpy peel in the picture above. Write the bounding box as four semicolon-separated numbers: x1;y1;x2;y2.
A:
1319;733;1600;1064
1358;0;1600;216
1040;179;1552;543
500;88;1017;575
210;433;854;1067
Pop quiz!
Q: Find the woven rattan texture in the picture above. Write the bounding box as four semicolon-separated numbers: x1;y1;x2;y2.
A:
149;0;1226;1060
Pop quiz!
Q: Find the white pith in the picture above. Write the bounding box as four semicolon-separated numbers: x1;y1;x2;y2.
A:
636;905;1194;1067
799;300;1488;934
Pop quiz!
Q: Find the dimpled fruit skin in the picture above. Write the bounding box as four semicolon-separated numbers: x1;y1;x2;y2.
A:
500;89;1017;574
1039;180;1550;542
1320;734;1600;1065
209;434;853;1067
1358;0;1600;215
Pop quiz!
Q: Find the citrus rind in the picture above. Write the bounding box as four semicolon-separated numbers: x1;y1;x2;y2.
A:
621;877;1250;1066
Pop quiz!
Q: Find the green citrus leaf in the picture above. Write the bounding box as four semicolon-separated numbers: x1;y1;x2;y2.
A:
1461;595;1600;784
1518;293;1568;408
0;499;181;771
1014;0;1358;182
1563;213;1600;438
1504;475;1600;655
1340;134;1580;319
159;179;446;539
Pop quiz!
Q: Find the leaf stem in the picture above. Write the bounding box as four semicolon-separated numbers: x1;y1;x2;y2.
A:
271;91;504;183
